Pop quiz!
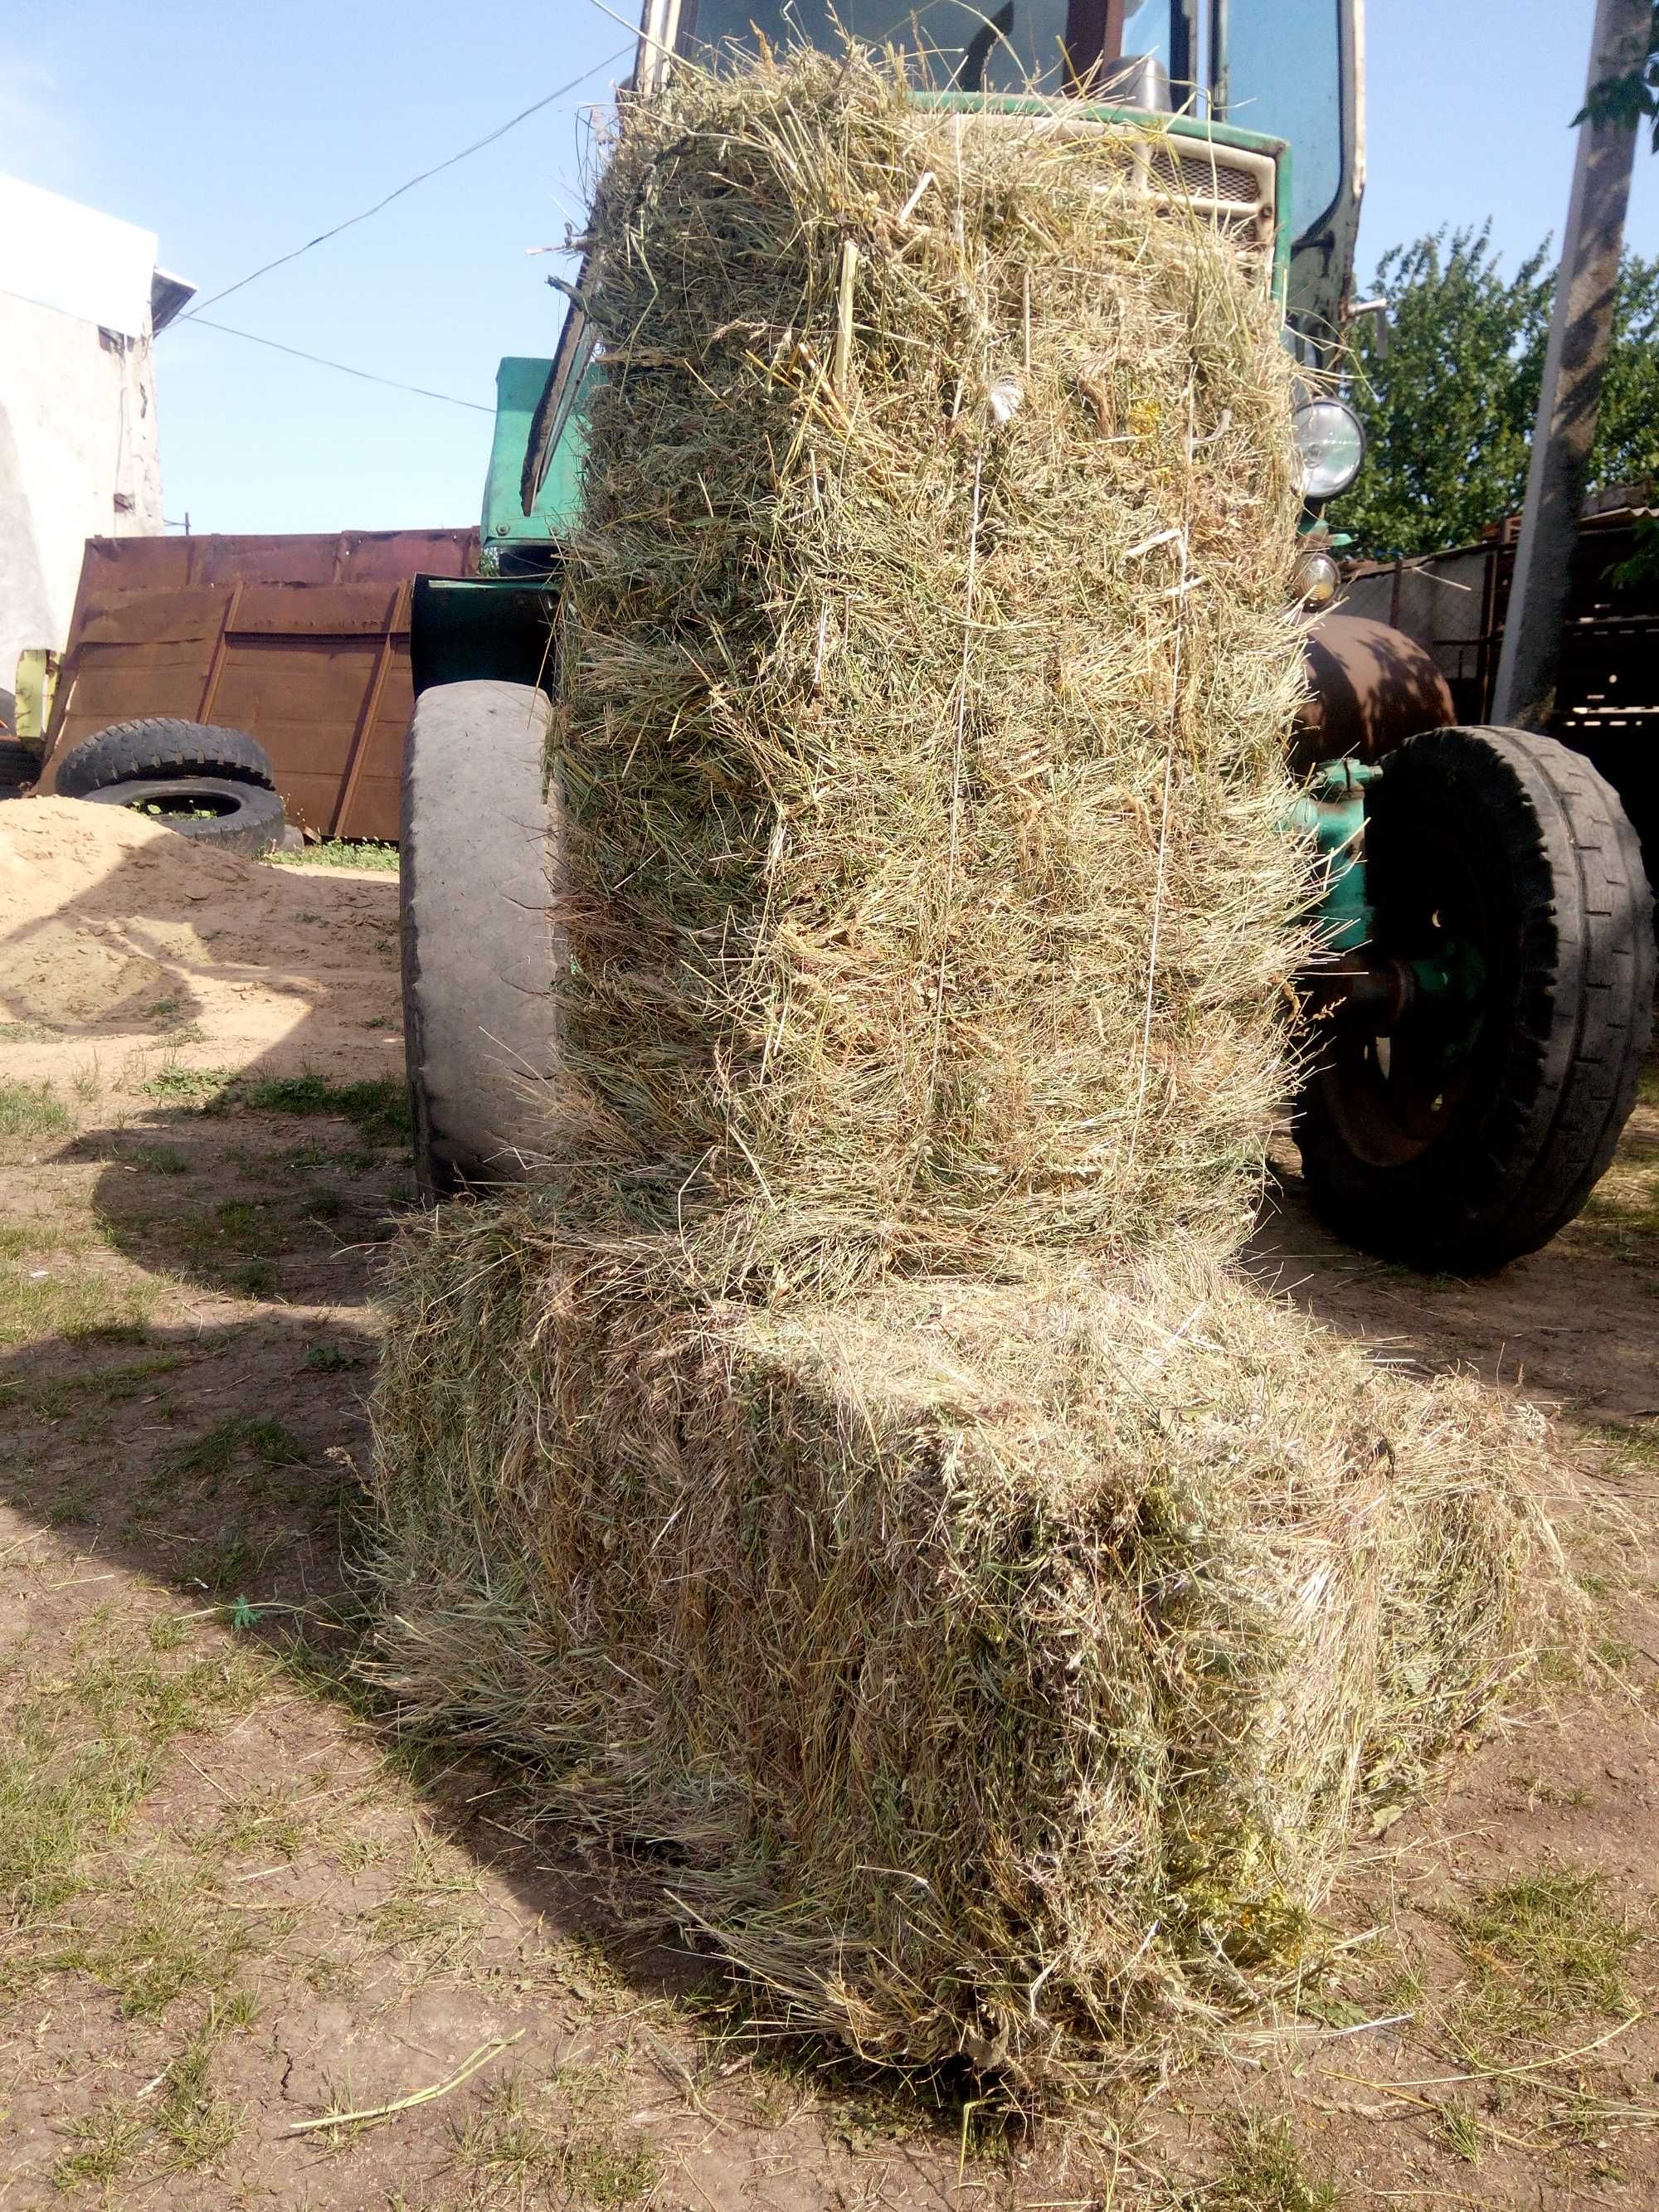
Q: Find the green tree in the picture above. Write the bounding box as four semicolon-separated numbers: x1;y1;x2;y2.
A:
1332;227;1659;559
1594;250;1659;486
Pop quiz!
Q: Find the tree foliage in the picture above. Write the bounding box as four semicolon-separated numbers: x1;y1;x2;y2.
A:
1332;226;1659;559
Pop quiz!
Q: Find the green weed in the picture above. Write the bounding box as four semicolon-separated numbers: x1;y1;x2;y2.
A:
303;1342;359;1372
265;837;399;871
143;1066;236;1106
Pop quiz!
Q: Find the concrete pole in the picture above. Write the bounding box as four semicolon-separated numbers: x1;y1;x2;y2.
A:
1491;0;1648;730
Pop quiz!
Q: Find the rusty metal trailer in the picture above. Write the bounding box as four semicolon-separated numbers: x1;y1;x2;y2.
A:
37;528;479;842
1342;491;1658;860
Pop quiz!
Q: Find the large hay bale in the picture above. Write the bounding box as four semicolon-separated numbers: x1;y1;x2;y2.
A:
370;1216;1555;2085
368;48;1565;2090
545;48;1310;1283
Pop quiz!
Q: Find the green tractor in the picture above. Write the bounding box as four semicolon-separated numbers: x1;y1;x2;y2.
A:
401;0;1655;1272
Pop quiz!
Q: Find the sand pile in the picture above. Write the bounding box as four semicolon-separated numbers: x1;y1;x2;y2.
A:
0;797;400;1085
369;49;1562;2092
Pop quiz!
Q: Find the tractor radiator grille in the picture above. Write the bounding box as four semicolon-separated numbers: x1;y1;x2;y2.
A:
959;112;1278;270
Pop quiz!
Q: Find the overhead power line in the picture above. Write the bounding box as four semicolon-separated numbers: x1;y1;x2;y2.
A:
176;41;633;323
187;316;494;413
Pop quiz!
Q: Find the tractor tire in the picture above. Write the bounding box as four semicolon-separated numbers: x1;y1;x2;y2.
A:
400;680;564;1199
1296;726;1654;1271
54;717;276;799
80;775;287;858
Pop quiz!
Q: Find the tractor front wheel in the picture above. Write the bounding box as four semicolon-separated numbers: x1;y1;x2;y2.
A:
400;680;564;1200
1295;725;1653;1271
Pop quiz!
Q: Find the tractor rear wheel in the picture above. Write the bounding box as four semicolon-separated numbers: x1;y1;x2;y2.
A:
1295;725;1654;1271
400;680;564;1200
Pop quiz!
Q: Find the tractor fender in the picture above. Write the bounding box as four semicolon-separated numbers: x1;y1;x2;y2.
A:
1292;613;1455;771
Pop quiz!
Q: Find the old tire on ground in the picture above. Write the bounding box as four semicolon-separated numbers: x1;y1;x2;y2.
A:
80;775;287;858
0;738;36;799
55;717;276;799
1296;725;1655;1271
401;679;562;1199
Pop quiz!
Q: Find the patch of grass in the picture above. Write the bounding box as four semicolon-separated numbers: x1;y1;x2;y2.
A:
51;2098;148;2190
1208;2115;1336;2212
1596;1416;1659;1472
139;1066;411;1144
53;1874;262;2020
452;2073;659;2210
11;1355;184;1424
1449;1870;1642;2047
0;1080;70;1140
1438;2103;1481;2161
306;1189;346;1222
214;1786;308;1862
265;837;399;871
183;1532;257;1596
0;1219;93;1257
168;1416;307;1484
153;2030;241;2169
216;1198;284;1252
1579;1158;1659;1267
242;1072;410;1143
1512;1772;1593;1812
1;1632;268;1929
453;2079;543;2195
134;1143;192;1175
286;1140;332;1169
561;2127;660;2207
0;1262;157;1350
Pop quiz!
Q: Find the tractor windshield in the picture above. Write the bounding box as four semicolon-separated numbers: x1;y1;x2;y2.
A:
680;2;1079;92
1222;3;1345;245
673;2;1346;245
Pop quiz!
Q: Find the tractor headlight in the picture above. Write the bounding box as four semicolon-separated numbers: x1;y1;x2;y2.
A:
1292;396;1365;501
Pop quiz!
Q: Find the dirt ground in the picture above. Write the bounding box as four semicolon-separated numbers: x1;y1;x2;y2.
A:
1;795;1656;2210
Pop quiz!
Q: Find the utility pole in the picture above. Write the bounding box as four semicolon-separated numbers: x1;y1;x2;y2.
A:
1491;0;1649;730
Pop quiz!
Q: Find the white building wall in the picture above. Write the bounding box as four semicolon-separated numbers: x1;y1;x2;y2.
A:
0;177;170;695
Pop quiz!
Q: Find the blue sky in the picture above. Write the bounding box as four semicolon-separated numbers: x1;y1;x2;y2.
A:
6;1;1657;535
